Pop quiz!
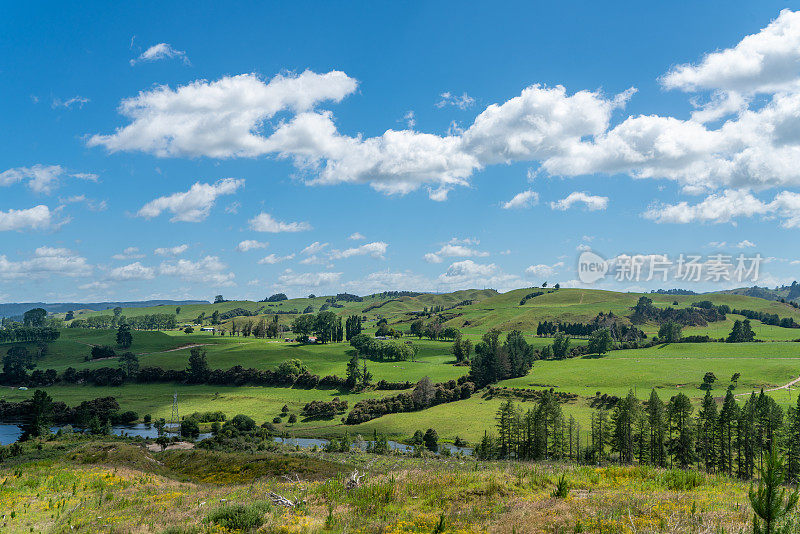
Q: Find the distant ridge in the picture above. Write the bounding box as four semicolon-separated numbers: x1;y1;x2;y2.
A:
0;300;208;318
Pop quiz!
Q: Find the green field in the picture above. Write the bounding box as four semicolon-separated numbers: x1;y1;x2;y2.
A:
5;287;800;444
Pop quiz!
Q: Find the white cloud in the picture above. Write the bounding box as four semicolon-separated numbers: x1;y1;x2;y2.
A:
0;205;63;231
137;178;244;222
300;241;328;255
108;262;155;281
236;240;268;252
576;243;592;252
348;232;365;240
52;96;90;109
436;92;475;110
343;270;436;294
551;191;609;211
708;241;727;248
661;10;800;95
130;43;190;66
154;244;189;256
501;190;539;209
85;16;800;213
0;164;94;194
89;71;358;157
0;247;91;280
59;194;107;212
159;256;235;286
257;253;295;265
449;237;480;245
330;241;388;259
439;260;496;282
438;260;521;290
642;189;768;224
79;281;110;291
112;247;144;260
249;212;312;233
737;239;757;248
277;269;342;287
299;255;325;265
525;261;564;278
424;243;489;264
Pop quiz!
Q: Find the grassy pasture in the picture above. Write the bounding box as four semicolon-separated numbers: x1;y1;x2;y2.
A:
6;288;800;443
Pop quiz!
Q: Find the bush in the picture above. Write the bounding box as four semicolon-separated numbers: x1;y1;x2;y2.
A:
90;345;116;360
180;418;200;438
206;504;264;531
288;413;297;423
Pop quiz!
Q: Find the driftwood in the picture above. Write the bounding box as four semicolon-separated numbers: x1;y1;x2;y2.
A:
346;469;366;490
268;491;302;508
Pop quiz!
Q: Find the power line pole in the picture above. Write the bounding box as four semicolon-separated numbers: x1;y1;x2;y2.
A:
169;391;179;435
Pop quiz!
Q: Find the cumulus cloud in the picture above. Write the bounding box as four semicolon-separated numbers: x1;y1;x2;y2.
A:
108;262;155;280
0;164;95;194
86;15;800;215
551;191;608;211
236;240;268;252
0;247;91;279
89;71;358;157
662;10;800;95
277;269;342;287
525;261;564;278
438;260;521;290
643;189;768;224
154;244;189;256
112;247;144;260
348;232;365;240
137;178;244;222
249;212;312;233
424;243;489;264
130;43;190;66
643;189;800;228
330;241;388;260
0;205;64;231
257;253;295;265
501;190;539;209
159;256;235;286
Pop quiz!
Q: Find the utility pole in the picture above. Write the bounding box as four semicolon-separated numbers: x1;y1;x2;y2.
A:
169;391;179;435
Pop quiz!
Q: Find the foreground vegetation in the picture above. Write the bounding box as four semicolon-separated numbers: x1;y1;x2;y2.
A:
0;434;780;533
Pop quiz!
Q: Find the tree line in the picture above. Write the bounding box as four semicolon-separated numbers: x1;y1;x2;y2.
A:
481;386;800;484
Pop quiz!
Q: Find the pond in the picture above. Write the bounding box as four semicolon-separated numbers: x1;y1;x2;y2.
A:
0;423;472;455
0;423;210;445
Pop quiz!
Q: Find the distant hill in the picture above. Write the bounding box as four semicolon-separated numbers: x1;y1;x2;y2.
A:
720;282;800;303
0;300;208;318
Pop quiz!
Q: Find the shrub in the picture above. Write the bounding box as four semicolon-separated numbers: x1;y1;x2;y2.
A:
551;473;570;498
206;504;264;531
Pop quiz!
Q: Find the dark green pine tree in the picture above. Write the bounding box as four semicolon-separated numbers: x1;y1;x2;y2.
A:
697;389;718;472
785;393;800;482
667;393;695;469
646;389;666;467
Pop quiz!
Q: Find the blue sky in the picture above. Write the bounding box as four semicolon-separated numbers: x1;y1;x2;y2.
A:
2;1;800;302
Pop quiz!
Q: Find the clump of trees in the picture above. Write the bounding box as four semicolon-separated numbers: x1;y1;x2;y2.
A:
727;319;757;343
302;398;348;418
469;330;533;387
345;376;474;424
350;333;416;361
291;311;344;343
